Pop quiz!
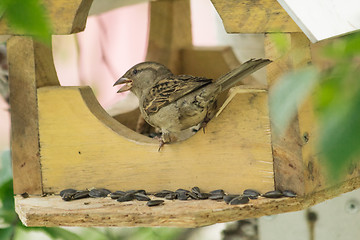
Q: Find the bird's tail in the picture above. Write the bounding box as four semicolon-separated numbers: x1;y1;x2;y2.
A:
216;58;272;91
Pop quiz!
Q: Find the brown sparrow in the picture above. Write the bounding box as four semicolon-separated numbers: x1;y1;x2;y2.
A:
114;59;271;149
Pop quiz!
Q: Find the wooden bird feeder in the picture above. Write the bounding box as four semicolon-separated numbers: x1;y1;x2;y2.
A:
3;0;360;227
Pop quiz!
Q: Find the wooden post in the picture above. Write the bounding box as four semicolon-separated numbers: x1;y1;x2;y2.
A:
8;36;59;194
146;0;192;74
265;33;321;195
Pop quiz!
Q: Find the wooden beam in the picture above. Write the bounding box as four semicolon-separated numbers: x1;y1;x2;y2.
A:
265;33;311;195
0;0;93;35
146;0;192;74
8;36;59;194
210;0;301;33
15;176;360;227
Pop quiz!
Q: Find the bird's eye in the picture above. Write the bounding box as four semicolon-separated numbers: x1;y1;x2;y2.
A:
132;69;138;75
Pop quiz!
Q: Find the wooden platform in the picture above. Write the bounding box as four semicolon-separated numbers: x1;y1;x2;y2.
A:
15;176;360;227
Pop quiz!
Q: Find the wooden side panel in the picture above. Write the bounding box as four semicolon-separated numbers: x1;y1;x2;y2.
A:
146;0;192;74
182;47;241;80
210;0;301;33
8;36;59;194
265;33;312;195
37;86;274;194
0;0;93;35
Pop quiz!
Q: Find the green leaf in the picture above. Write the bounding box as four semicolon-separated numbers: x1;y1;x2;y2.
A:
0;180;14;211
269;67;319;136
0;150;12;185
0;227;14;240
322;32;360;59
128;227;184;240
268;33;290;55
316;65;360;181
40;227;83;240
0;209;17;224
0;0;52;43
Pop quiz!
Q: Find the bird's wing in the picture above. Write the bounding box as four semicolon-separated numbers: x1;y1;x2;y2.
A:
143;75;213;114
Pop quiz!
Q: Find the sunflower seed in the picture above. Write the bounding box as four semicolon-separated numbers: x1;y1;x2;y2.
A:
136;189;147;195
21;192;29;198
282;190;297;198
197;193;210;199
89;188;111;198
60;189;77;197
165;192;177;200
117;193;135;202
229;196;249;205
125;190;137;195
62;192;76;201
177;191;189;200
210;189;225;196
154;190;174;198
209;194;224;200
73;190;90;200
224;194;240;204
134;193;151;201
110;191;126;199
187;192;199;200
175;188;190;193
191;186;201;195
147;200;164;207
263;190;283;198
243;189;261;199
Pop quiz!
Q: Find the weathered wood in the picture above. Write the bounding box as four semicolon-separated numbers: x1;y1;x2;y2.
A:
146;0;192;74
37;86;274;194
210;0;301;33
0;0;93;35
8;36;59;194
181;46;257;85
181;46;261;111
265;33;311;195
15;176;360;227
112;108;141;132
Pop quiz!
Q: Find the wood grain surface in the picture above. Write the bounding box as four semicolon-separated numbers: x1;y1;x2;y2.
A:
37;86;274;194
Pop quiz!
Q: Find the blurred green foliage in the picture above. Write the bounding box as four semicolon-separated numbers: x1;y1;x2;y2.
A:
270;31;360;181
0;0;52;43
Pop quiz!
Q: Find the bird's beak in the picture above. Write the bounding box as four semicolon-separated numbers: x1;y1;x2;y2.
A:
113;77;133;93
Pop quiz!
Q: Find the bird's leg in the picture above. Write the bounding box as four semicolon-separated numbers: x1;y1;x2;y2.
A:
200;116;211;134
156;131;177;151
158;139;165;152
153;135;165;152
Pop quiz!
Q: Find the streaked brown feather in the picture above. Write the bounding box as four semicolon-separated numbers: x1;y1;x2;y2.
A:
143;75;212;114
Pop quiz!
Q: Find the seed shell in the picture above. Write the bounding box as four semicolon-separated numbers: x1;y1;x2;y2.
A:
282;190;297;198
147;200;164;207
210;189;225;195
224;194;240;204
262;190;283;198
229;196;249;205
165;192;177;200
73;190;90;200
154;190;174;198
134;193;151;201
89;188;111;198
209;194;224;200
60;189;77;197
117;193;135;202
243;189;261;199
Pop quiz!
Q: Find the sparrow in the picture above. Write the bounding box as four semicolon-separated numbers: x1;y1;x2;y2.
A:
114;59;271;149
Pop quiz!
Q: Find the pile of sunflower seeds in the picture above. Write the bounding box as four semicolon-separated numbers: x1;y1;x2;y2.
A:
60;187;296;207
